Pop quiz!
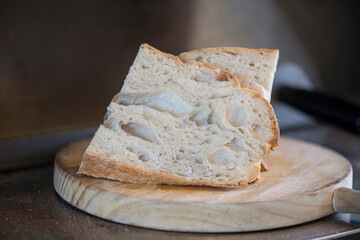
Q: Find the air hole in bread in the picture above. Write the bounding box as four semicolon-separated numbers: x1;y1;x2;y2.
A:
139;154;151;162
192;69;214;82
218;73;229;82
227;103;246;127
176;168;192;177
254;75;259;80
249;62;255;67
195;56;203;61
190;107;212;126
121;122;158;143
129;146;152;162
206;137;216;144
252;123;264;139
207;112;214;125
227;164;236;170
224;51;237;56
209;148;237;166
226;137;248;151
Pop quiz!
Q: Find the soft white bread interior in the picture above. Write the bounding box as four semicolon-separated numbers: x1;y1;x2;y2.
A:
178;47;279;101
78;44;279;187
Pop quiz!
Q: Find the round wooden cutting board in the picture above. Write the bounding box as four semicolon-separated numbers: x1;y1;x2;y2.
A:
54;137;353;232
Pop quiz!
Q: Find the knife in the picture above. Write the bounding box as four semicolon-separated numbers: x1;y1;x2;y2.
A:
277;86;360;134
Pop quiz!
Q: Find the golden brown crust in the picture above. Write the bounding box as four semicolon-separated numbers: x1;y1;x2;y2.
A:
178;46;279;60
254;92;279;151
231;87;279;153
141;43;185;65
78;151;260;187
260;160;270;172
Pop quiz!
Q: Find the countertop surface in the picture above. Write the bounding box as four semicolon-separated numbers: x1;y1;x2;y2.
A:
1;124;360;240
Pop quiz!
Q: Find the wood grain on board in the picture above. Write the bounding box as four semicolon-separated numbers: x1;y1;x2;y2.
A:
54;137;352;232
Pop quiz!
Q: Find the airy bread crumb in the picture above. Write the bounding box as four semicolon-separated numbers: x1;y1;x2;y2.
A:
78;44;279;187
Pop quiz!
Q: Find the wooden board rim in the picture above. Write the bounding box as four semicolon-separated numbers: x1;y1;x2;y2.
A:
54;137;353;232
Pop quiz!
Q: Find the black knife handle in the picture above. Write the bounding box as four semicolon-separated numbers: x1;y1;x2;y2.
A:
278;86;360;134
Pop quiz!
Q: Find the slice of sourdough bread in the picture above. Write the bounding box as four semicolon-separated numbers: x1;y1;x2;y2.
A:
178;47;279;101
179;47;279;171
78;44;279;187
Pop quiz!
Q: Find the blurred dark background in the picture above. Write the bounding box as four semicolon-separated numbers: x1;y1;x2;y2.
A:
0;0;359;139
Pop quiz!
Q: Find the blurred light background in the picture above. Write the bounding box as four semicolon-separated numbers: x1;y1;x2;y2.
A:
0;0;359;139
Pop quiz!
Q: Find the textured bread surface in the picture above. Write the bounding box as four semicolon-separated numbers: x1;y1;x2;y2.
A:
179;47;279;101
78;44;279;187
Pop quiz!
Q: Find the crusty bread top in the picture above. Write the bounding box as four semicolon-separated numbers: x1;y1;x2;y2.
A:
180;46;279;55
179;47;279;101
136;44;241;88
